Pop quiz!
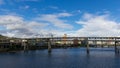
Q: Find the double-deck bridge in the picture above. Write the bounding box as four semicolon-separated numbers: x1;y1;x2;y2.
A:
0;37;120;53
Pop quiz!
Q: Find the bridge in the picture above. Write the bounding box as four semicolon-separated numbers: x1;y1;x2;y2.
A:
0;37;120;53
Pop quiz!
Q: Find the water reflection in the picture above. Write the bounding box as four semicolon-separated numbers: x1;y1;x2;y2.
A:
0;48;120;68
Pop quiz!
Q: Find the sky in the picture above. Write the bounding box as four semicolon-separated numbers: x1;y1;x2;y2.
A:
0;0;120;38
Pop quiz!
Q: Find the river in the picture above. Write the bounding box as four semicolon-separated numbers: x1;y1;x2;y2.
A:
0;47;120;68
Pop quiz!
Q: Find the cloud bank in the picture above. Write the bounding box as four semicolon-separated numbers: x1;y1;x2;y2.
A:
0;12;120;38
0;12;73;38
0;15;49;38
76;13;120;37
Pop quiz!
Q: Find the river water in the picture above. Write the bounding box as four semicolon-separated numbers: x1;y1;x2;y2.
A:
0;47;120;68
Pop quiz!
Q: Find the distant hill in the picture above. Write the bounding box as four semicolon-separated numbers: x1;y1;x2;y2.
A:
0;34;21;39
0;34;9;39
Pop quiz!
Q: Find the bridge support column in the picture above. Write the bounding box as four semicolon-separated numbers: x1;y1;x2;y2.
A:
87;43;89;54
48;39;51;53
23;42;28;51
86;39;90;54
115;42;118;53
22;39;28;51
101;40;103;48
115;38;119;54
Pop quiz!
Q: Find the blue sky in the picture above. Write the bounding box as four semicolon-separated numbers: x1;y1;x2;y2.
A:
0;0;120;38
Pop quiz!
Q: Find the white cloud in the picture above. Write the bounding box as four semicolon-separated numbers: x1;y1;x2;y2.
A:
37;12;73;29
49;6;59;9
1;12;120;38
24;5;30;9
19;5;30;10
28;21;48;27
0;13;73;38
0;15;23;25
58;13;72;17
0;15;49;38
77;10;81;13
76;13;120;37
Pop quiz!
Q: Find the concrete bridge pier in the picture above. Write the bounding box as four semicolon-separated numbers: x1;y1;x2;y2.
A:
101;40;103;48
24;44;27;51
115;41;120;54
48;42;51;53
87;44;90;54
115;40;119;54
23;42;28;51
22;39;28;51
48;39;51;53
86;38;89;54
